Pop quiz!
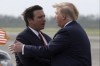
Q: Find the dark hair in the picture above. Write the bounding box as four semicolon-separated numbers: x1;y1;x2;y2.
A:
22;5;43;26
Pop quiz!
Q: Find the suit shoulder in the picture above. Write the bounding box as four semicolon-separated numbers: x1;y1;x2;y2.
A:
42;32;51;38
65;22;83;31
16;28;29;38
64;22;87;37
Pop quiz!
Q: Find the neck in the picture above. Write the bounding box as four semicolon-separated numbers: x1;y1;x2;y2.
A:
61;18;72;28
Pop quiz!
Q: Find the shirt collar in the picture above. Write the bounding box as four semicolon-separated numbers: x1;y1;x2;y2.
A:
64;21;72;27
28;27;39;37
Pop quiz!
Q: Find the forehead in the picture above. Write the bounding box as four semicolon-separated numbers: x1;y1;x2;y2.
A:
33;10;44;16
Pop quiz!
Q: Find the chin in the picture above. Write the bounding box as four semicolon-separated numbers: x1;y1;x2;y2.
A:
40;27;44;30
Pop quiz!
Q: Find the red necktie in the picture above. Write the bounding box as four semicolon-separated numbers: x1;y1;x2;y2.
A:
38;32;46;46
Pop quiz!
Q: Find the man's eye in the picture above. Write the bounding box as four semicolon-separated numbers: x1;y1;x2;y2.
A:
38;16;45;18
39;16;42;18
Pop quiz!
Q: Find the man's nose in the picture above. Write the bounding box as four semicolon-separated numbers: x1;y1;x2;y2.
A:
42;18;46;22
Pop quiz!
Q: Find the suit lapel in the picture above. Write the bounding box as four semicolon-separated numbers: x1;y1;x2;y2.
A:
25;27;43;45
26;27;40;40
26;27;50;45
40;32;48;43
53;28;62;39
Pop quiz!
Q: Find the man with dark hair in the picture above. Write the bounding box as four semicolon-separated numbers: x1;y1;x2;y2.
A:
14;5;51;66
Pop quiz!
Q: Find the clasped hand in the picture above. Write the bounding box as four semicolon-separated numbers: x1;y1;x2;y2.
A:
9;41;23;53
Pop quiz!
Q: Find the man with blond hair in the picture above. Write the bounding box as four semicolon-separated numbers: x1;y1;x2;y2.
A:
10;2;91;66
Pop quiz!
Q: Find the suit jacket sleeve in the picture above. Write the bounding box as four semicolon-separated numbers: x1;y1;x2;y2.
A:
14;36;25;66
15;35;32;66
23;29;70;58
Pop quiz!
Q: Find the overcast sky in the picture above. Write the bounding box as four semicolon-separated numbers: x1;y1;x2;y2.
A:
0;0;99;17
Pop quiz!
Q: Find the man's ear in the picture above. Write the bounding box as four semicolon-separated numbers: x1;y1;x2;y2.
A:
27;18;31;22
62;16;66;20
28;18;33;23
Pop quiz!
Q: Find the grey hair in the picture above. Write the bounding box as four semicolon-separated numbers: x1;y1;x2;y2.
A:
53;2;79;20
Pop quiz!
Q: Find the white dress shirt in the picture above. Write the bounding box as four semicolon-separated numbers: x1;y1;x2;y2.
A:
64;21;72;27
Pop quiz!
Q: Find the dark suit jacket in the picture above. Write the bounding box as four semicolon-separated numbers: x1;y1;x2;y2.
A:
15;27;51;66
23;21;91;66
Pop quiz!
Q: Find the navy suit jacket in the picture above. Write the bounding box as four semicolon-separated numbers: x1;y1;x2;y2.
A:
23;21;91;66
15;27;51;66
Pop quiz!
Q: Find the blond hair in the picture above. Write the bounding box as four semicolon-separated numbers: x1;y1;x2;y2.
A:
53;2;79;20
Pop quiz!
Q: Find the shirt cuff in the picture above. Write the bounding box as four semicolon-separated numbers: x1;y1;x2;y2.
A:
22;45;25;55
